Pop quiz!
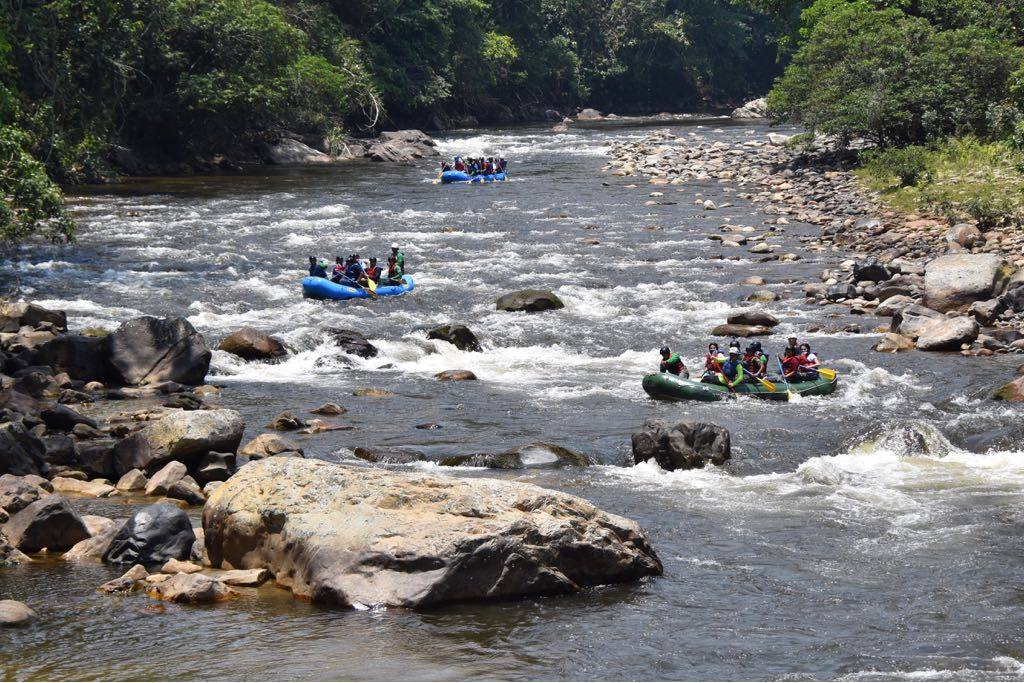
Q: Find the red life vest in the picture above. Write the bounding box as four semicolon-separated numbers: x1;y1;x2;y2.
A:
782;356;801;373
365;265;382;281
705;353;722;372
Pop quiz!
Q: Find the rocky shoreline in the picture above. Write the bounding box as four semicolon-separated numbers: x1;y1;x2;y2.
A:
0;297;665;623
603;129;1024;364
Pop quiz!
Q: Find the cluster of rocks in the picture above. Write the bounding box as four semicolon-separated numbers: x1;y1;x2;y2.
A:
353;441;590;469
261;129;439;165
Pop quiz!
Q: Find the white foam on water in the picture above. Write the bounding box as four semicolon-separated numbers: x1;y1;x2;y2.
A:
435;132;611;157
283;232;316;246
842;656;1024;681
598;423;1024;536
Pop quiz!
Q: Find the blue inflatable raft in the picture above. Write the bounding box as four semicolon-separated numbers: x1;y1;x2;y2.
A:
302;275;414;300
440;171;506;184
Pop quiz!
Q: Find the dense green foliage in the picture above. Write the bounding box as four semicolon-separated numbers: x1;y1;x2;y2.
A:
767;0;1024;147
859;137;1024;228
0;0;796;242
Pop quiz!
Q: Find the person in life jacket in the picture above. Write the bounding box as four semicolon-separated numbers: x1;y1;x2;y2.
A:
454;157;466;172
743;343;767;380
498;157;507;173
364;257;382;284
330;256;346;283
797;342;821;380
441;161;452;173
383;255;404;285
702;343;725;382
390;243;405;271
780;346;811;382
308;256;327;278
717;346;744;390
659;346;688;377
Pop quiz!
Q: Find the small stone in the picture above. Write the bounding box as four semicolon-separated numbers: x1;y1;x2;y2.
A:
310;403;346;416
353;388;393;398
146;572;237;604
0;600;37;627
435;370;477;381
162;558;203;574
145;461;187;497
116;469;148;491
217;568;271;587
264;411;305;431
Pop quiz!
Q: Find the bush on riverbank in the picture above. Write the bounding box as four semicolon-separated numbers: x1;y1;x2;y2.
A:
858;137;1024;229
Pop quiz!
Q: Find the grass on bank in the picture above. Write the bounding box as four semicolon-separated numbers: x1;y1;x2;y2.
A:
856;137;1024;229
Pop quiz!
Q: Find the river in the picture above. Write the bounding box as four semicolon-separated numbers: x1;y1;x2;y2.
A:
2;118;1024;681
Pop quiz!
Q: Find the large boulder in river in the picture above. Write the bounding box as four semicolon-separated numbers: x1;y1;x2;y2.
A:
103;502;196;565
0;302;67;333
496;290;565;313
107;316;211;386
631;419;731;471
2;494;89;552
31;335;114;383
440;443;590;469
112;409;245;475
0;474;43;513
263;138;331;165
427;324;482;352
726;310;779;328
0;421;47;476
203;458;662;608
892;304;943;339
366;130;438;162
730;97;767;119
217;327;286;361
923;254;1016;312
710;323;771;338
914;316;979;351
576;108;604;121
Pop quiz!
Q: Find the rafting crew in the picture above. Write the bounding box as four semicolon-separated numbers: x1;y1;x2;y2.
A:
445;156;508;176
307;243;408;286
656;337;824;386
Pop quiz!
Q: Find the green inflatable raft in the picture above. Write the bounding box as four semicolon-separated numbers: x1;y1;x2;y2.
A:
642;372;839;402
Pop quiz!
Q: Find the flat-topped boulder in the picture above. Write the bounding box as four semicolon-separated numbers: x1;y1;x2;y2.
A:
923;254;1016;312
204;458;661;608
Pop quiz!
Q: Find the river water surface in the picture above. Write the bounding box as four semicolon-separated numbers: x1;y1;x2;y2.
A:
2;119;1024;680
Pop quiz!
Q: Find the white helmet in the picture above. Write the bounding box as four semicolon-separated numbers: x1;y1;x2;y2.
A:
391;242;399;249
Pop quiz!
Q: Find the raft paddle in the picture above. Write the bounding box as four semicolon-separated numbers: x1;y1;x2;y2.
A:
777;357;794;401
815;367;837;381
755;375;777;392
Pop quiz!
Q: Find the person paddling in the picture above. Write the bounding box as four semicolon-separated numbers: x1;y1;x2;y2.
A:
659;347;688;377
717;346;744;391
330;256;346;284
383;255;404;285
743;343;766;381
308;256;327;278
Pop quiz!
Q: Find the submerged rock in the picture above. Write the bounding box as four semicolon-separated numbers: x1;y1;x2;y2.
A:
325;328;378;358
204;458;661;608
147;572;237;604
441;443;589;469
310;403;347;416
353;447;427;465
631;419;731;471
427;324;482;352
0;600;37;627
435;370;477;382
495;290;565;313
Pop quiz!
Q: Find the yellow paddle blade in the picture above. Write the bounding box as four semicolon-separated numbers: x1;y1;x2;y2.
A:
757;377;777;392
367;279;377;292
817;367;836;380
